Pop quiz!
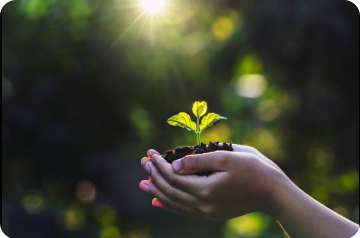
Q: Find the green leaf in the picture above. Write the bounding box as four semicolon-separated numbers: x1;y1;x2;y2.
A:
192;101;207;118
199;113;226;132
167;112;197;132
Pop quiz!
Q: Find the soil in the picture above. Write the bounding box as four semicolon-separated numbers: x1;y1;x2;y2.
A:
161;141;234;176
162;141;234;164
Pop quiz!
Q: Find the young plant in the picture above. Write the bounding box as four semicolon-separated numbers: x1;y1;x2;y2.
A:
167;101;226;146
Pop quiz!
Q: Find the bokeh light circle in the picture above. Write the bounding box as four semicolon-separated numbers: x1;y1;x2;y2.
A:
235;74;267;98
76;180;96;204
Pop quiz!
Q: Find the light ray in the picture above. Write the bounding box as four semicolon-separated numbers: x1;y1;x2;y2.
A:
95;0;182;64
118;11;147;39
157;26;188;103
139;12;151;33
97;11;147;62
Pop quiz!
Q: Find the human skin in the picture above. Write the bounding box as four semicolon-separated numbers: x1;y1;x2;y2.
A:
139;145;359;238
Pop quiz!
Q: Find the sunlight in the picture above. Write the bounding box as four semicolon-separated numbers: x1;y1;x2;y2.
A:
140;0;166;14
97;0;175;62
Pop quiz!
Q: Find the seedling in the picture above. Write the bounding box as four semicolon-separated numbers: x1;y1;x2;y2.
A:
167;101;226;146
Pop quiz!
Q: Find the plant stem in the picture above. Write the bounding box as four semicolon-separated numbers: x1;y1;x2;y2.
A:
196;117;200;146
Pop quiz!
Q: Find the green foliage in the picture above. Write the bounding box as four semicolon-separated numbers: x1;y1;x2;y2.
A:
167;112;197;132
192;101;207;117
200;113;227;131
26;0;48;20
167;101;226;145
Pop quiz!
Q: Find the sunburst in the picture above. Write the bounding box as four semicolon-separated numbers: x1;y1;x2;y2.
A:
140;0;167;14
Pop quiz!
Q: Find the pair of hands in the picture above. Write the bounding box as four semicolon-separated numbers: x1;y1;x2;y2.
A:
139;144;360;237
139;144;286;221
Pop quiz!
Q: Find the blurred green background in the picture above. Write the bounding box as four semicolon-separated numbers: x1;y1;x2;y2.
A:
2;0;359;237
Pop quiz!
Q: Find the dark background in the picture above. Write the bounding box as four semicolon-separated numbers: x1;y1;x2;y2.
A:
2;0;359;237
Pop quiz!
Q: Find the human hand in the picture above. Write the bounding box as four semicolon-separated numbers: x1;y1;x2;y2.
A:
140;146;359;237
139;145;286;221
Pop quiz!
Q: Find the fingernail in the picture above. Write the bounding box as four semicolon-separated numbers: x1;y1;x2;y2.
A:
145;162;151;175
140;183;150;193
172;159;182;172
152;199;162;208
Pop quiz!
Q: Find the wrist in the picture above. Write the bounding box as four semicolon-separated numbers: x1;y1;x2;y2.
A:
257;167;294;218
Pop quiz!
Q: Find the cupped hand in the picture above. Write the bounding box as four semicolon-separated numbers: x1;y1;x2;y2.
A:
226;144;284;174
139;145;286;221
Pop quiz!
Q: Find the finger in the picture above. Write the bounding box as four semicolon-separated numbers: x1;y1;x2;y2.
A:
150;154;207;195
171;151;230;175
232;144;263;157
219;143;259;157
147;149;160;159
152;198;164;208
152;198;196;217
145;162;200;207
140;180;198;216
231;144;283;173
141;157;151;169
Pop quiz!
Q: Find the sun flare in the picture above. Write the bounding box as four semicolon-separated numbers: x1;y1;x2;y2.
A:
140;0;166;14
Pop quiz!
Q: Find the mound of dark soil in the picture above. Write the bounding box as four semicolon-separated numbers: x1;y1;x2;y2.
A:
162;141;234;164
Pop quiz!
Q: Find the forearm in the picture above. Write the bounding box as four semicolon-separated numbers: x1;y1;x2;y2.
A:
272;177;359;238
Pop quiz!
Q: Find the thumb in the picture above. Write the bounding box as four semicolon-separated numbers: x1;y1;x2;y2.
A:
172;152;228;174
